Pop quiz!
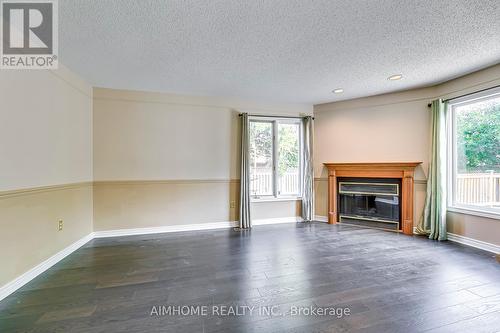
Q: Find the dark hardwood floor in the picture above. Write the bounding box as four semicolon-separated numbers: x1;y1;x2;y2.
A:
1;222;500;333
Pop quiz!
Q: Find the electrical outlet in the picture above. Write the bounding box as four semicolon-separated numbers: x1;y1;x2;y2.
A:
230;200;236;209
58;220;63;231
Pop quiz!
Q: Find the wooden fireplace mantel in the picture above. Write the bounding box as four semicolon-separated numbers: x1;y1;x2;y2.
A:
323;162;422;235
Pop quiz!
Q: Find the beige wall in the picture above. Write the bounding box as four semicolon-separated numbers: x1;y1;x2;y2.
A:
314;64;500;245
0;184;93;286
0;66;93;191
92;88;312;230
93;90;239;181
251;200;302;220
93;180;239;230
0;66;94;288
447;212;500;246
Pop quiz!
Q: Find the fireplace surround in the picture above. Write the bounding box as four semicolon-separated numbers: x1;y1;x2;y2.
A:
323;162;421;235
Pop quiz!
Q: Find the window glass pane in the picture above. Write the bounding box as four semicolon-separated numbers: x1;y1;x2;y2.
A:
453;96;500;211
249;121;273;196
278;123;300;195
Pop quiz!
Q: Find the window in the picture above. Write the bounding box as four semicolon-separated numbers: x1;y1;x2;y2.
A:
249;118;302;198
448;88;500;217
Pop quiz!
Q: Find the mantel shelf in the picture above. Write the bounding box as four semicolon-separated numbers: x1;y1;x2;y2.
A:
323;162;422;168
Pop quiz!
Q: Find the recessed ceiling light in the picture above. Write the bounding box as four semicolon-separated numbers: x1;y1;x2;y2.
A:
388;74;403;81
332;88;344;93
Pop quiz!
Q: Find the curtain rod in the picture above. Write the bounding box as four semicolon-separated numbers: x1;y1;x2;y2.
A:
427;83;500;107
239;113;314;120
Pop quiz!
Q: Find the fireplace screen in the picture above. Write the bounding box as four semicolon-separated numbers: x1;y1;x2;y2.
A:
338;179;401;230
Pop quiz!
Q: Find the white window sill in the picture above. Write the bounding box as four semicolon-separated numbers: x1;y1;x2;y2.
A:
251;197;302;203
447;206;500;220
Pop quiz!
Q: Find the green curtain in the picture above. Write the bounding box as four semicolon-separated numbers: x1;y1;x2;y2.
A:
416;99;448;240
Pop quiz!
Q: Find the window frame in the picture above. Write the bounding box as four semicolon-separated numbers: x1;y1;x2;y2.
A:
447;87;500;220
249;116;303;201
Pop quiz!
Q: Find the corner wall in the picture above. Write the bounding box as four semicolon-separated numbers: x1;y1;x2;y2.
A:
0;66;93;287
313;63;500;247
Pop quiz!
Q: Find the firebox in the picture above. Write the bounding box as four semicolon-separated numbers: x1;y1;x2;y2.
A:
337;178;402;230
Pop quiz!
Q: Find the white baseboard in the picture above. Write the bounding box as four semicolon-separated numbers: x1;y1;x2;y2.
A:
94;218;307;238
252;216;303;226
314;215;329;223
447;233;500;254
93;221;238;238
412;226;499;254
0;233;93;302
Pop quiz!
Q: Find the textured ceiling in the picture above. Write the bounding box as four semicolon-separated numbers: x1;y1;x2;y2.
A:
59;0;500;104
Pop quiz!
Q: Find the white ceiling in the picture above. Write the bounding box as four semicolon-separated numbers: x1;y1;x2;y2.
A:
59;0;500;105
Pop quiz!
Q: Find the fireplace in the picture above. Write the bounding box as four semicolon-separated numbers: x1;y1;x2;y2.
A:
323;162;421;235
338;178;401;230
